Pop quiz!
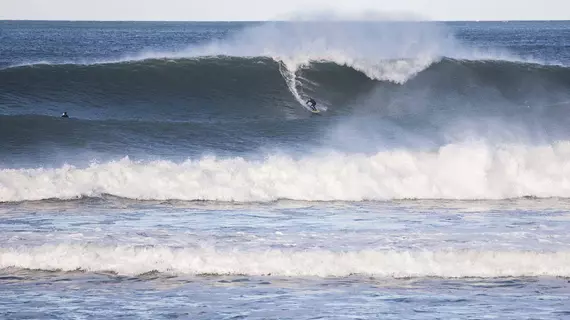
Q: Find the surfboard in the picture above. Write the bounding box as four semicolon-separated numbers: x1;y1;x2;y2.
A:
305;102;320;114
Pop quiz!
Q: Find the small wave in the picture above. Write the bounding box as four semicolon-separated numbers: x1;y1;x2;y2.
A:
1;244;569;278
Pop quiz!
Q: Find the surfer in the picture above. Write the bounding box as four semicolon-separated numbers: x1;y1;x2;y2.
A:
61;112;69;118
306;98;317;112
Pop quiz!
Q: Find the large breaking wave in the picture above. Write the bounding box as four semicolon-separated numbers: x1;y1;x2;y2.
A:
1;20;545;120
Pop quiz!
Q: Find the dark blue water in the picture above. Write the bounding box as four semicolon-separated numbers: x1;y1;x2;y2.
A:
1;20;570;319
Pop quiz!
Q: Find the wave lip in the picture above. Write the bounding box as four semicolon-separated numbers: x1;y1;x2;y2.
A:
1;244;569;278
3;20;528;85
2;142;570;203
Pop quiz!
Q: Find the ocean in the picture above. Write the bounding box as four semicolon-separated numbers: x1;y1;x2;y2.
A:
1;20;570;319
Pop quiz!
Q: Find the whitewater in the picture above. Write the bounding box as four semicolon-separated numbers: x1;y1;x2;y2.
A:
3;141;570;202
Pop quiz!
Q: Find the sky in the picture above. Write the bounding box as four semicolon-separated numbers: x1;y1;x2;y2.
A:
1;0;569;21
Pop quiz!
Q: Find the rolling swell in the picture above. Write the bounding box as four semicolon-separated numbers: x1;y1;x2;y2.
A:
0;113;327;169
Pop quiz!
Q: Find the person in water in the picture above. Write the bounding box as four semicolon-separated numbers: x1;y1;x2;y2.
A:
61;112;69;118
306;98;317;111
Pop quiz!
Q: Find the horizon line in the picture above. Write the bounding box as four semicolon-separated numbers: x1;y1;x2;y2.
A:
1;19;570;23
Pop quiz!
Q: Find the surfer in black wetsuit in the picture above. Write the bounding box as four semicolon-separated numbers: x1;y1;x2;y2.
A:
306;98;317;111
61;112;69;118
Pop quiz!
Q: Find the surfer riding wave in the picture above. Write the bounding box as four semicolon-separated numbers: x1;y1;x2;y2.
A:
306;98;318;112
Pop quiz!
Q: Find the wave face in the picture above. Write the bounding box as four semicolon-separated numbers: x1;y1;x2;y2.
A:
1;244;569;278
1;57;296;122
3;57;570;114
3;141;570;202
3;59;570;140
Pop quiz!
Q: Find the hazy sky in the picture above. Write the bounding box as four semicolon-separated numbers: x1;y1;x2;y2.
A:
1;0;569;21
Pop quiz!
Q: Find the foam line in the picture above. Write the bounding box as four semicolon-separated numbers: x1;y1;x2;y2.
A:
1;244;568;278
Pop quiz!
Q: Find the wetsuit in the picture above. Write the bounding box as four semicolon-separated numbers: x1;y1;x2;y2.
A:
306;99;317;111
